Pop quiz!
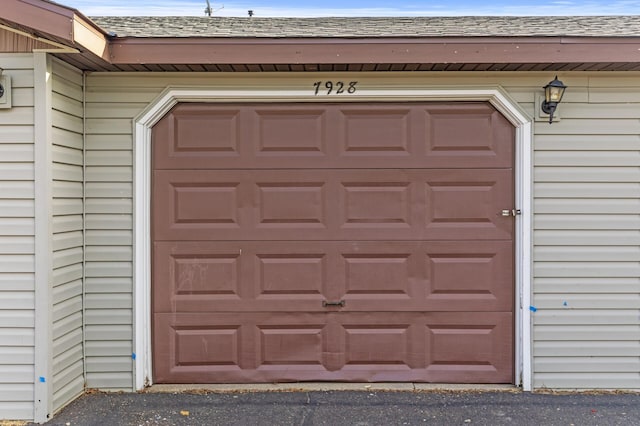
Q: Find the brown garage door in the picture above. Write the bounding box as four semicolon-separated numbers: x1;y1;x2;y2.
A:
152;102;515;384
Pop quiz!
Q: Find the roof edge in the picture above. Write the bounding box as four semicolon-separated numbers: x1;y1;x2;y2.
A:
4;0;109;60
107;37;640;65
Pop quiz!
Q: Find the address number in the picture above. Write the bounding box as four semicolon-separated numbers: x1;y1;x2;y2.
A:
313;81;357;95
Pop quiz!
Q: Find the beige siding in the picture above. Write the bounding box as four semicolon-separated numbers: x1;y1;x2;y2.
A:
83;72;640;391
50;59;85;411
84;76;136;391
532;75;640;389
0;53;35;420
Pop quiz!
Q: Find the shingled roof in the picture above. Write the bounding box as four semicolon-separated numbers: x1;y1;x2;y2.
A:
5;0;640;72
91;16;640;38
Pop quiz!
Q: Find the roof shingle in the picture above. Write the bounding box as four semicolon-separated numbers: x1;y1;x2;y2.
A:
91;16;640;38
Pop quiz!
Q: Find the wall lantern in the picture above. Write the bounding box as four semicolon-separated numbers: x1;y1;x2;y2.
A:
0;67;11;109
541;76;567;124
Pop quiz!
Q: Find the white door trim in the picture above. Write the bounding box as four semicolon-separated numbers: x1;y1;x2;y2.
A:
133;79;533;391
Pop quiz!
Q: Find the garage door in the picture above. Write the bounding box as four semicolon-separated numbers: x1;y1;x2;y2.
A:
152;102;515;383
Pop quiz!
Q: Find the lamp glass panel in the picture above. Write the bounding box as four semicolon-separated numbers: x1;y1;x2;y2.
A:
549;87;563;102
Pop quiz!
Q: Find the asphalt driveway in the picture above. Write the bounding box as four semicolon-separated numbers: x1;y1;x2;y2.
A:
34;387;640;426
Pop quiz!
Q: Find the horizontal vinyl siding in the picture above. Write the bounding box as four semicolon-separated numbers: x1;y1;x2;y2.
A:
533;75;640;389
84;75;137;391
0;53;35;420
84;72;640;391
50;59;85;411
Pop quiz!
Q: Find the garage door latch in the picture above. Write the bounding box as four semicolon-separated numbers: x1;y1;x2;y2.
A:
323;300;345;308
501;209;521;217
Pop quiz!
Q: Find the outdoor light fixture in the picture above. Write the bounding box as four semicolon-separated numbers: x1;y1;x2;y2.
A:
541;76;567;124
0;67;9;109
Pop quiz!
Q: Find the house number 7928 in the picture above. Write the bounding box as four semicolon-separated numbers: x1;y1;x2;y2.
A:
313;81;357;95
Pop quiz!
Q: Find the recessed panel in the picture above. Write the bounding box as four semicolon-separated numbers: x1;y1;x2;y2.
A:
257;183;324;226
427;182;493;224
344;326;410;364
423;242;513;311
344;255;410;295
426;324;496;368
256;110;326;153
342;183;410;226
429;112;493;152
258;254;325;295
173;254;239;296
174;327;240;366
259;327;324;365
429;254;494;295
424;170;513;240
173;110;239;152
341;110;410;153
174;184;239;224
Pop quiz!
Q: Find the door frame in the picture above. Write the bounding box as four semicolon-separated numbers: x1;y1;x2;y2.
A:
133;75;533;391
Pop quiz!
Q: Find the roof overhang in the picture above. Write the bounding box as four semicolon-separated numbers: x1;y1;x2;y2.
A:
3;0;640;72
2;0;109;61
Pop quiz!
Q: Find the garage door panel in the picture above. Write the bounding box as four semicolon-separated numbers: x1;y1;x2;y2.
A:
153;171;243;237
154;242;332;314
154;169;512;241
424;169;514;240
342;253;414;298
341;323;418;369
340;241;512;312
425;106;513;169
153;243;243;313
154;312;334;383
153;314;245;383
425;312;513;383
154;312;511;383
258;325;327;367
257;253;327;297
340;181;413;229
153;103;513;170
257;182;327;227
424;241;513;312
154;241;511;313
252;107;328;155
337;107;415;156
152;105;243;170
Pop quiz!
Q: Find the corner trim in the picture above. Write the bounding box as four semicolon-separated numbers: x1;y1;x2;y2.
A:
33;52;53;423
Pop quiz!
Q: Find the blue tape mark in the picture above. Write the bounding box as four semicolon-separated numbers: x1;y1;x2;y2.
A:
132;353;136;360
563;301;568;306
39;376;46;383
529;306;537;312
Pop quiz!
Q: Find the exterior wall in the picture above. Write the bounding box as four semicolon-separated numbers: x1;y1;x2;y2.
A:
83;74;136;390
0;53;36;420
83;72;640;390
532;76;640;388
50;58;85;412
